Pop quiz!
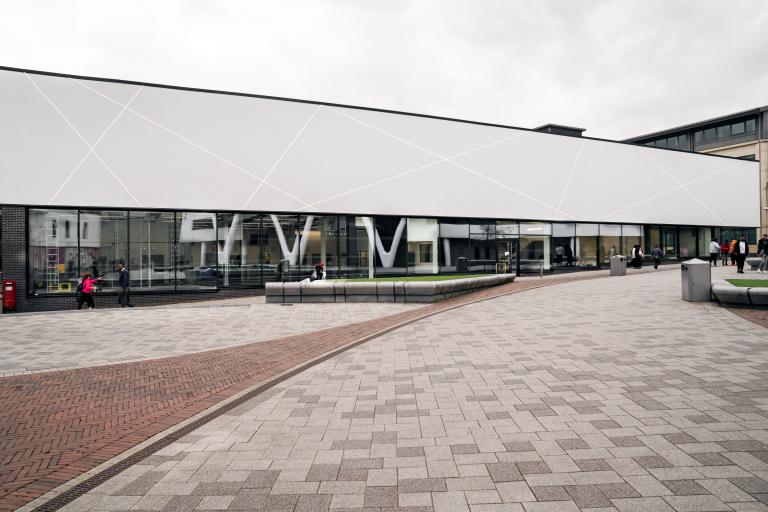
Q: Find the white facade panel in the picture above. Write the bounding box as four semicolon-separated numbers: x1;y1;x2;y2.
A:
0;68;760;227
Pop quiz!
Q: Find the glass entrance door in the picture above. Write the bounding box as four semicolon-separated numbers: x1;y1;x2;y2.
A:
662;227;677;259
496;239;518;274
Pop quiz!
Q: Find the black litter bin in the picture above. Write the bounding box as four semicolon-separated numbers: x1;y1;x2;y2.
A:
456;257;469;273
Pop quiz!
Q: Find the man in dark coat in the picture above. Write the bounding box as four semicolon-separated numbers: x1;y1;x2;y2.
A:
732;236;750;274
117;263;134;307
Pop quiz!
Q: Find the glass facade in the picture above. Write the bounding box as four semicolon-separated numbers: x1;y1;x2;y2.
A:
575;223;598;268
520;223;551;272
129;211;175;290
23;207;759;294
599;224;621;264
29;209;80;293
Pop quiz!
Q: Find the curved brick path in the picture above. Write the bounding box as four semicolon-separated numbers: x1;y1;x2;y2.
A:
0;274;609;511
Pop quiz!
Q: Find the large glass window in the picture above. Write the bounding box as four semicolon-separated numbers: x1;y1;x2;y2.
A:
129;211;175;290
599;224;621;265
29;209;80;293
301;215;339;278
78;210;127;291
217;213;262;287
373;216;407;275
679;227;697;259
176;212;217;290
339;216;373;278
661;227;677;259
407;218;438;274
495;221;518;274
552;223;575;269
621;224;644;261
262;214;300;282
520;222;551;272
575;223;598;268
469;221;496;273
438;219;470;273
699;227;712;258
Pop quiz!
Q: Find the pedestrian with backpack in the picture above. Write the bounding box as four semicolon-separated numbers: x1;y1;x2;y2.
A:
77;272;100;310
651;245;662;269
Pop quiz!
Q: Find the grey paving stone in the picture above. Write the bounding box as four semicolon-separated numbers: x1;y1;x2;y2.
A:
514;461;551;477
398;478;447;493
557;439;590;450
242;470;279;489
504;441;536;453
662;479;710;496
294;493;332;512
486;463;524;483
598;483;641;499
530;485;570;501
160;495;203;512
306;464;339;482
450;444;480;455
364;486;398;507
564;484;612;508
227;489;269;510
730;477;768;494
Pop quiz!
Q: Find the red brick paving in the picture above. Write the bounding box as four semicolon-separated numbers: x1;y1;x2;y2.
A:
726;306;768;329
0;276;592;511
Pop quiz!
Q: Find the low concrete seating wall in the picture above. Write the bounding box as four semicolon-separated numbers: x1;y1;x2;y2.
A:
747;257;762;270
711;279;768;307
265;274;515;304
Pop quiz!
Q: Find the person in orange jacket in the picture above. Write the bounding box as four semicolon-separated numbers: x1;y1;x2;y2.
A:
730;239;737;266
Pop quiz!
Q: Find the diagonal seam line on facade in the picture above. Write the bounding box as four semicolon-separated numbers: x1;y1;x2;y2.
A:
324;106;578;220
71;78;315;211
597;160;744;221
48;87;143;204
297;131;530;211
554;140;585;219
25;74;143;206
638;147;727;225
242;105;322;209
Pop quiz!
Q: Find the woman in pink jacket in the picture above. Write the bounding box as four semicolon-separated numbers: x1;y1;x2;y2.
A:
76;272;101;310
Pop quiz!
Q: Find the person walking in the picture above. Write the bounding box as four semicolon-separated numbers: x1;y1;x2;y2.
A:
117;263;134;307
709;238;721;267
730;239;738;266
758;234;768;273
76;272;100;309
651;245;662;269
630;245;644;269
733;235;750;274
721;239;730;266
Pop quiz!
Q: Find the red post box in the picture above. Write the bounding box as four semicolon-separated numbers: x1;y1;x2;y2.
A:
2;280;17;312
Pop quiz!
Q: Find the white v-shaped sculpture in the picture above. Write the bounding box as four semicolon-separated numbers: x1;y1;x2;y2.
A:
270;214;315;265
361;217;406;268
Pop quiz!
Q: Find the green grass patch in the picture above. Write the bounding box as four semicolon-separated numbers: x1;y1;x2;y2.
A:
726;279;768;288
333;274;490;282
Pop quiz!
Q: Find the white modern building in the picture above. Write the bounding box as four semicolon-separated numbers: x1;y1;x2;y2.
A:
0;66;760;310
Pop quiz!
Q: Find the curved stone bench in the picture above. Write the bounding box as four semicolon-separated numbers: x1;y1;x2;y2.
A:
266;274;516;303
711;279;768;306
747;257;762;270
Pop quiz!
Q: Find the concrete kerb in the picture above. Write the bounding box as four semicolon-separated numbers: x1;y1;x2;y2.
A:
23;270;616;512
712;278;768;307
265;274;517;303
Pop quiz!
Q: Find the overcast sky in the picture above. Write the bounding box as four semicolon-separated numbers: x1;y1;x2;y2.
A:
1;1;767;139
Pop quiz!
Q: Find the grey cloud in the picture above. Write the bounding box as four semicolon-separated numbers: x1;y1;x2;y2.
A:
0;0;766;139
